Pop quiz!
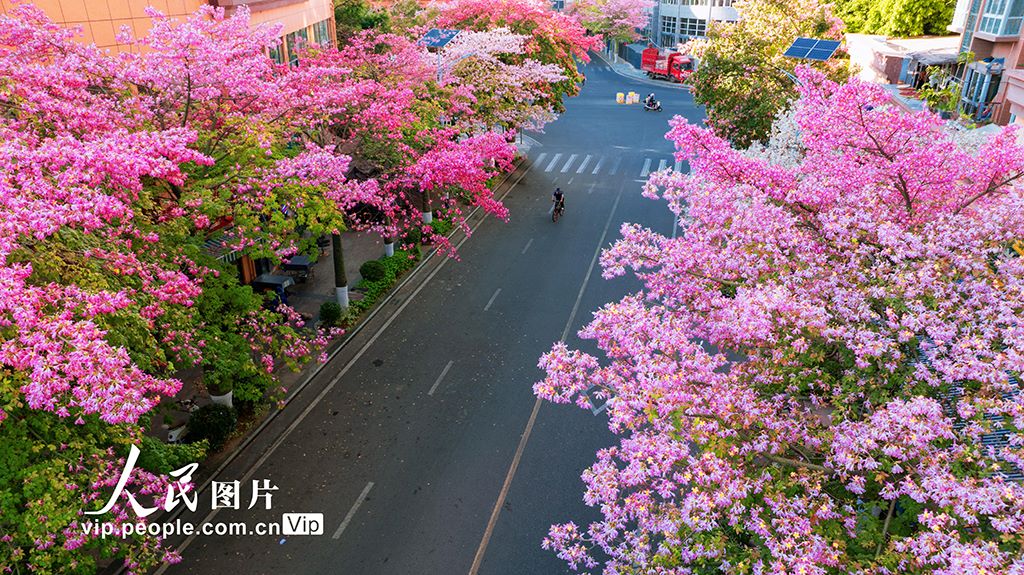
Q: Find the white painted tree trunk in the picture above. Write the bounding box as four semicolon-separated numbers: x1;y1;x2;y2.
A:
422;211;433;224
384;242;395;257
336;285;349;308
210;390;233;409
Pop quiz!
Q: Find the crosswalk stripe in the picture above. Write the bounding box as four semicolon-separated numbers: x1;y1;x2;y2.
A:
640;158;652;177
576;154;592;174
591;156;605;174
545;153;562;172
561;154;578;173
535;152;548;167
657;159;668;172
674;160;682;172
609;156;622;175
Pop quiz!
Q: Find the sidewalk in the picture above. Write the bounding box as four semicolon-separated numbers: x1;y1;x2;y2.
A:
149;230;387;442
147;147;531;445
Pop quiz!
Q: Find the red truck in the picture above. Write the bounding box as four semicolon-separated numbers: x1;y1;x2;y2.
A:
641;46;694;83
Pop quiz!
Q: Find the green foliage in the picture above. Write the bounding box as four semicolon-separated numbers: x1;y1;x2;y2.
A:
0;375;169;574
348;250;419;317
359;259;388;282
195;269;278;400
187;404;237;451
835;0;954;36
334;0;391;39
319;301;343;327
135;435;208;475
918;67;962;113
690;0;850;146
402;226;422;246
428;218;453;237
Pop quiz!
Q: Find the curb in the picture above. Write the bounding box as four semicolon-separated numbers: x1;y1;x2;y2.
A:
592;51;692;92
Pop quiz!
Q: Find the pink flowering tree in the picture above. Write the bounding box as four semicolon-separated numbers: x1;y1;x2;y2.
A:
439;28;568;131
568;0;654;43
0;5;384;572
436;0;601;107
535;69;1024;573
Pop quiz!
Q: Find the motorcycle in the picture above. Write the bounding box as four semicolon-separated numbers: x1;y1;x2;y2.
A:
643;100;663;112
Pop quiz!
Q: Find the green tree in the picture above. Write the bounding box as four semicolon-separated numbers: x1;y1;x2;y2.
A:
689;0;850;147
835;0;955;36
334;0;391;39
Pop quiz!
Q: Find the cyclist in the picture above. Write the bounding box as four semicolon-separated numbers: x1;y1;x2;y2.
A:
552;187;565;216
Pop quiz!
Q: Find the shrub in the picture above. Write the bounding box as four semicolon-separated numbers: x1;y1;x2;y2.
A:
428;219;453;236
136;435;209;474
319;300;343;326
187;404;237;451
359;259;388;282
402;227;422;245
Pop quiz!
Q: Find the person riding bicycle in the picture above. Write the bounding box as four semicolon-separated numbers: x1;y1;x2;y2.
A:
552;187;565;214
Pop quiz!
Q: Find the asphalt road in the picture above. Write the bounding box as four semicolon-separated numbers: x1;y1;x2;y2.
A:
164;58;705;575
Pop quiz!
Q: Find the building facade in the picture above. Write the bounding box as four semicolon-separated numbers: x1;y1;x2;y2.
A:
950;0;1024;124
0;0;335;62
651;0;737;48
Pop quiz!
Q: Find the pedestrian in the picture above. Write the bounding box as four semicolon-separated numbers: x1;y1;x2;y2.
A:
581;73;586;86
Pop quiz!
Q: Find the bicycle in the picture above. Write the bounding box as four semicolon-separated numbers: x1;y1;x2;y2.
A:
552;201;565;222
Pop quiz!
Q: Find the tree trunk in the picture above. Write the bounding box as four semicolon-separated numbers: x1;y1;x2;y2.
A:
332;233;349;308
383;238;395;257
422;189;433;223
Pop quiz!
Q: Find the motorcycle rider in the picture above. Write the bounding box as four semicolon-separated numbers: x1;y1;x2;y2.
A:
552;187;565;214
644;93;657;109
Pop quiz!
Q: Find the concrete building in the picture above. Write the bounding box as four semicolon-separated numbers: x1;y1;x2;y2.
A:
0;0;335;62
950;0;1024;124
651;0;738;48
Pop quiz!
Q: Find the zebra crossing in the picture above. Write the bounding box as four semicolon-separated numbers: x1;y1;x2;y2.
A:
532;151;684;178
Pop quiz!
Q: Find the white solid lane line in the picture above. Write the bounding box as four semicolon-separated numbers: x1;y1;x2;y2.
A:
469;189;624;575
332;482;375;540
428;360;455;396
483;288;501;312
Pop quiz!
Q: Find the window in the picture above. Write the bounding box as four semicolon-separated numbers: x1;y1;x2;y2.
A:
980;0;1024;35
286;28;308;66
661;16;678;35
268;42;284;65
680;17;707;36
312;20;331;46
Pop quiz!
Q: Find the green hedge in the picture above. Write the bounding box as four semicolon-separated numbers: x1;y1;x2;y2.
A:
347;249;419;320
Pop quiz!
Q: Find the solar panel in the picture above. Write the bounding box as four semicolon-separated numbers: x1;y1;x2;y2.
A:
419;28;461;48
783;37;841;61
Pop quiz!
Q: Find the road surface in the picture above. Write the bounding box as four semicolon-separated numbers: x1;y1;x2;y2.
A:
164;58;705;575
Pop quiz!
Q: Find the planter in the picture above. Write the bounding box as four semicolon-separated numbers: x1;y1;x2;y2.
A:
210;389;234;408
167;424;188;443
